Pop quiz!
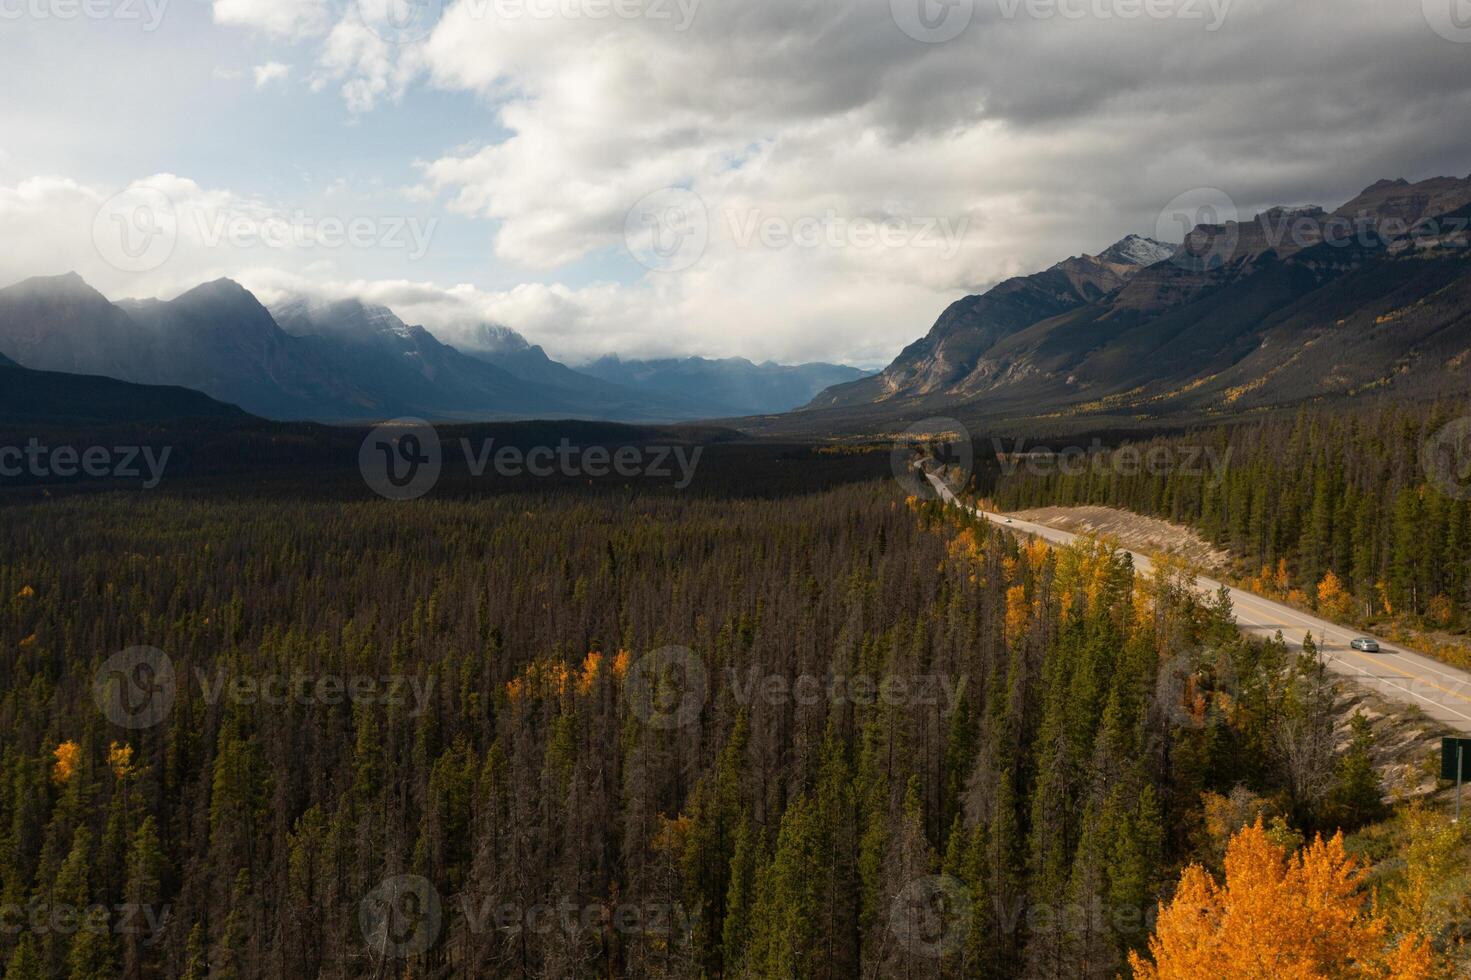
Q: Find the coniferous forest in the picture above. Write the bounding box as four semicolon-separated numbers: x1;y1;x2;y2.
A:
11;0;1471;972
990;399;1471;656
0;447;1452;978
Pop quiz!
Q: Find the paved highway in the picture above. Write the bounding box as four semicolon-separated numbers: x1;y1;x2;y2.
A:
926;473;1471;734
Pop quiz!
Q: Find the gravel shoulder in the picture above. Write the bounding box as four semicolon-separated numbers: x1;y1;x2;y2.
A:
1007;504;1233;573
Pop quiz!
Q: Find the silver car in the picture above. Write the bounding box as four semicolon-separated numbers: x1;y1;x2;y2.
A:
1349;637;1381;653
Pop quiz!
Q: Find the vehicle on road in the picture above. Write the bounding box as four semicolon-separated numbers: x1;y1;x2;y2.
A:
1350;637;1382;653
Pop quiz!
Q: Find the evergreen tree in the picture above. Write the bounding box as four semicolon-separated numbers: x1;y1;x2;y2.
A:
122;816;166;980
748;796;827;978
3;935;44;980
1326;712;1386;830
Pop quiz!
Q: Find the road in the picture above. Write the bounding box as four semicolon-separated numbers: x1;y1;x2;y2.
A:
926;473;1471;735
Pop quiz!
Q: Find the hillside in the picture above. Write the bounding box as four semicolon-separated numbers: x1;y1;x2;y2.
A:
784;177;1471;436
0;356;248;422
812;235;1174;408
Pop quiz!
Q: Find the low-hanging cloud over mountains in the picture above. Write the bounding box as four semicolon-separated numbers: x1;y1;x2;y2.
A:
3;0;1470;365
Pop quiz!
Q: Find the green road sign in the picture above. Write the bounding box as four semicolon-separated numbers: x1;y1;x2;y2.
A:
1442;738;1471;781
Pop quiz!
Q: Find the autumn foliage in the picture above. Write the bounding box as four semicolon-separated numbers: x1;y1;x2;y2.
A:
3;479;1460;977
991;402;1471;641
50;740;81;784
1316;570;1353;621
1130;819;1434;980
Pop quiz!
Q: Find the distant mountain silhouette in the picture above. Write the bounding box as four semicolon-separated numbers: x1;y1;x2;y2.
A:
0;276;867;423
582;355;872;418
0;354;248;422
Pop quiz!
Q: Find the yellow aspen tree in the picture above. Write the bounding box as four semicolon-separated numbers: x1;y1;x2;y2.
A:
52;740;82;784
1130;819;1434;980
1004;584;1029;643
1317;571;1352;621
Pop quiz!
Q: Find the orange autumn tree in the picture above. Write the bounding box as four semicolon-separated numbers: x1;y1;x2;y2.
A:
1004;584;1030;643
1317;570;1353;621
1130;819;1434;980
51;740;82;784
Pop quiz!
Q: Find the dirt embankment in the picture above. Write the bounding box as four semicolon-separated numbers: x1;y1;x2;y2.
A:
1336;683;1449;803
1008;505;1233;573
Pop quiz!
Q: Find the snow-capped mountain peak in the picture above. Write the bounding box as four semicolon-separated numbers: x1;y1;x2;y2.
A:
1096;234;1177;267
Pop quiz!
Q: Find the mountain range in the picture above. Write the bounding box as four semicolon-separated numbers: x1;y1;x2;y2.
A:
446;323;869;418
0;276;867;423
580;355;871;420
6;174;1469;434
794;175;1471;434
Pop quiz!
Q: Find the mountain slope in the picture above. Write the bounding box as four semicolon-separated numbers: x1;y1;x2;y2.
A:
271;297;584;420
791;176;1471;434
2;277;624;422
1334;176;1471;227
0;274;386;420
274;298;733;422
119;281;384;420
446;322;695;420
810;234;1174;409
0;356;248;422
0;272;159;381
962;194;1471;417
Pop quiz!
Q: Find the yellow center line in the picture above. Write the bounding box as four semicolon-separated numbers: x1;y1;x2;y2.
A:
1229;593;1471;706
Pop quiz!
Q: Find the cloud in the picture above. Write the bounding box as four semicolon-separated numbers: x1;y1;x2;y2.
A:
212;0;332;37
392;0;1471;361
238;270;900;367
312;19;425;113
411;0;1471;267
0;170;898;365
253;62;291;89
0;173;442;309
13;0;1471;367
0;178;107;285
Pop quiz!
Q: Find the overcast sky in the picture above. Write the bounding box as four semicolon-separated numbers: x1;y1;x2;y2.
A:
2;0;1469;366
